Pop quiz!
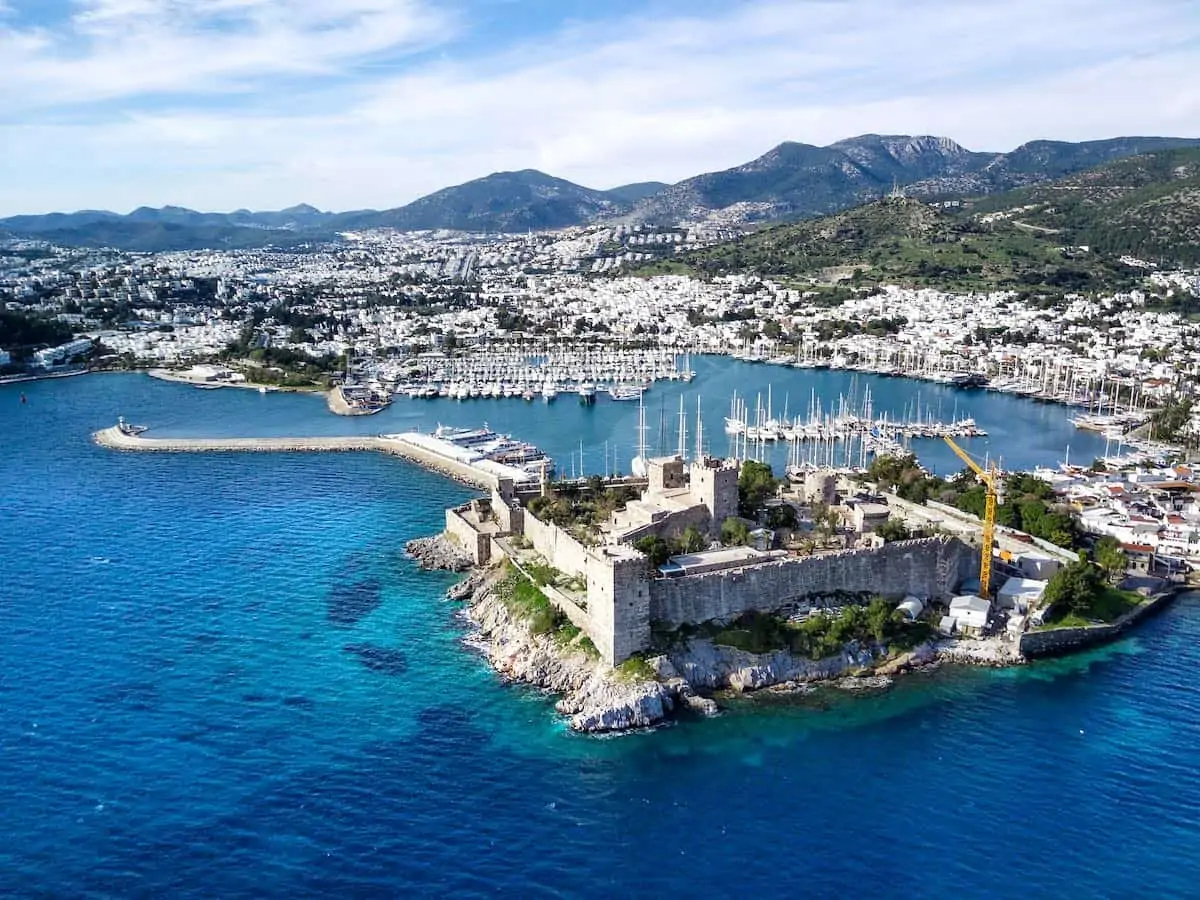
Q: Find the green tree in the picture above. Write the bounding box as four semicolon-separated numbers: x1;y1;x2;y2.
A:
875;518;911;542
679;525;707;554
634;535;672;567
1094;537;1127;584
737;460;778;518
1043;557;1104;615
765;503;798;530
721;517;751;546
865;597;897;643
811;502;841;540
1149;398;1194;445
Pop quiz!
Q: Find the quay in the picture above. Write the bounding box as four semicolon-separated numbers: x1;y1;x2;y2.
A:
92;425;517;492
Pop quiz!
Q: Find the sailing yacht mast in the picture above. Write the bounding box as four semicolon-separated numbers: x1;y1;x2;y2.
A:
677;396;688;460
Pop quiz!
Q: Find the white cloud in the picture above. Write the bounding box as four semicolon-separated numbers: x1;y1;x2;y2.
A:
1;0;1198;214
0;0;450;110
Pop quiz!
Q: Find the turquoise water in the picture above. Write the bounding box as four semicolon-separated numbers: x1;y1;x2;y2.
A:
2;370;1195;896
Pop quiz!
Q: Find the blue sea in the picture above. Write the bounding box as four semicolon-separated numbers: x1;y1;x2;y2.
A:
3;363;1198;897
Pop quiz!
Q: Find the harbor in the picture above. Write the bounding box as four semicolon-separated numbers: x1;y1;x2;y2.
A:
84;356;1124;479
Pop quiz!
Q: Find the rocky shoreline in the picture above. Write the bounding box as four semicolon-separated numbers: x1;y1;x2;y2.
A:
405;534;473;572
417;534;1027;734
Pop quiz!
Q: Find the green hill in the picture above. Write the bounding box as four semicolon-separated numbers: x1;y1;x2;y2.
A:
971;147;1200;264
642;198;1133;292
643;148;1200;290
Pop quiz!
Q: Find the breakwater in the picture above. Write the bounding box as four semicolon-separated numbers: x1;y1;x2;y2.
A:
1019;587;1182;657
92;425;498;491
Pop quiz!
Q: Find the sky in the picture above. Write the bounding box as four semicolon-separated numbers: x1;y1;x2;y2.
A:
1;0;1199;216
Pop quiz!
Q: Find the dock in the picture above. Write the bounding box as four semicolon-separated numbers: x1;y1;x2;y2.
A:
92;425;514;492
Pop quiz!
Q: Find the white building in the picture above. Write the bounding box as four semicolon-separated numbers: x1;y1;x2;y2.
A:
995;577;1047;612
32;338;92;368
948;595;991;634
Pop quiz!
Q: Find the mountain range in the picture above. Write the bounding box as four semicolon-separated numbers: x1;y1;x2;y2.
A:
645;146;1200;289
3;134;1199;251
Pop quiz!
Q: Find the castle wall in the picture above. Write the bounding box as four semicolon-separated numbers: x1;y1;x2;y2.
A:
648;537;976;628
522;512;592;579
1019;589;1176;657
645;504;713;542
491;490;523;534
445;506;491;565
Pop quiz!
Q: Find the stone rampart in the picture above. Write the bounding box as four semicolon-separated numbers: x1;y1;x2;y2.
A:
639;503;713;542
522;513;593;580
492;492;523;534
649;537;975;628
445;506;491;566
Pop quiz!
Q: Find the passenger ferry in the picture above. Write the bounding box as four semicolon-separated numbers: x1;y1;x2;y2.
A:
432;424;555;478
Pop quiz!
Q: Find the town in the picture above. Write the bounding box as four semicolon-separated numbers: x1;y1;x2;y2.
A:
6;218;1200;578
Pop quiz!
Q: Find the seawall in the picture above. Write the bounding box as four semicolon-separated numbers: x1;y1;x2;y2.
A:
1019;588;1181;657
92;426;498;491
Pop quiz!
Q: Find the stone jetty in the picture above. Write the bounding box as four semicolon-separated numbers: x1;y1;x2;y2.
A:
92;425;499;491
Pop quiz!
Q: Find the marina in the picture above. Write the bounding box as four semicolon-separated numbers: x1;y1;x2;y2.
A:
96;356;1122;478
748;341;1162;425
386;348;693;402
717;383;989;471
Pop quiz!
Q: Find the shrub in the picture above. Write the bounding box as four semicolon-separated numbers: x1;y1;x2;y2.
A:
497;564;563;634
617;654;656;682
875;518;911;542
524;561;561;587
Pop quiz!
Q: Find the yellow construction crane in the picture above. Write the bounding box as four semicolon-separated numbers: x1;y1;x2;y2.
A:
944;436;1004;597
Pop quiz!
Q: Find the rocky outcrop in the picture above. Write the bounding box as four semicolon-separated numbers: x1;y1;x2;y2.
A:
665;638;879;693
447;563;1038;734
462;570;675;733
446;568;488;601
875;642;939;675
936;637;1023;667
834;674;894;691
406;534;473;572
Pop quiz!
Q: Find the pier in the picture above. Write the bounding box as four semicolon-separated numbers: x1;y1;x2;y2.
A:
92;425;507;491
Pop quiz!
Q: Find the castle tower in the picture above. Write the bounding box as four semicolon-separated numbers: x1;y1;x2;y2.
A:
689;457;740;531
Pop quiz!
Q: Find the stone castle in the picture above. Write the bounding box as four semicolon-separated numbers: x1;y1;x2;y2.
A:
446;455;976;666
